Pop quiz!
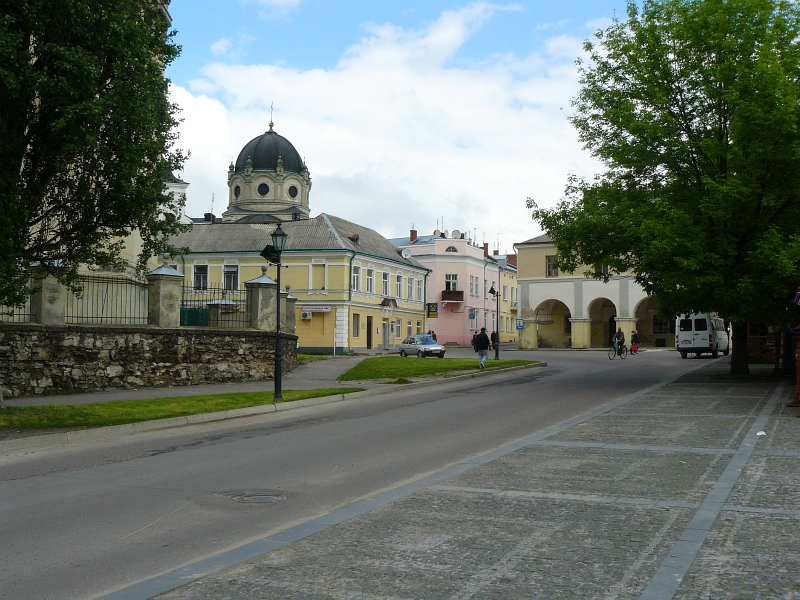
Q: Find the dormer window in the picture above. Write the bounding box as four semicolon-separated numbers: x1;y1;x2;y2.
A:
445;246;458;252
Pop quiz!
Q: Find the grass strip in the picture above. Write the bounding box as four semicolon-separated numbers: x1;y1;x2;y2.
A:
297;354;331;363
338;356;536;381
0;388;364;430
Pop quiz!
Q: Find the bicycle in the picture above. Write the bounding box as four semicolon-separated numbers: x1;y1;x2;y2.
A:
608;342;627;360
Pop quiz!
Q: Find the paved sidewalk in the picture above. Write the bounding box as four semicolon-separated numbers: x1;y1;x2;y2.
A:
142;361;800;600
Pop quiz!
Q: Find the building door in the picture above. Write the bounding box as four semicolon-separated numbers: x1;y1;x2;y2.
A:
366;316;373;350
382;319;389;348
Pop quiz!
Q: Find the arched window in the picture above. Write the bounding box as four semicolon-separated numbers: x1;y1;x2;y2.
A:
445;246;458;253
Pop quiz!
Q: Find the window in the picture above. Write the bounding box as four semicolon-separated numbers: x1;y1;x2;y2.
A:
416;320;422;334
353;313;360;337
470;311;477;330
511;287;516;303
223;265;238;290
445;274;458;291
484;279;488;298
694;318;708;332
194;265;208;290
396;275;403;298
366;269;374;293
653;316;674;334
407;320;412;337
503;285;508;300
396;319;402;337
470;276;475;296
382;272;389;296
312;263;325;289
445;246;458;252
484;311;488;329
416;279;423;301
679;319;693;332
546;256;558;277
408;277;414;300
352;266;361;291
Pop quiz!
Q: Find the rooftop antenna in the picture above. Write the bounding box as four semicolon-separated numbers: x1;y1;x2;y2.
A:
269;102;274;131
210;192;214;215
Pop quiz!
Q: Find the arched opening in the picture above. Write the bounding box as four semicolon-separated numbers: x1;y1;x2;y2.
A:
588;297;617;347
634;297;672;348
534;300;572;348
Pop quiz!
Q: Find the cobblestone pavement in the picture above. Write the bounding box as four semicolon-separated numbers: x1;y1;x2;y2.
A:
152;362;800;600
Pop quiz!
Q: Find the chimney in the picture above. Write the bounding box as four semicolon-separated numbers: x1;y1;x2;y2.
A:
410;229;417;243
506;254;517;267
483;243;489;257
493;249;499;256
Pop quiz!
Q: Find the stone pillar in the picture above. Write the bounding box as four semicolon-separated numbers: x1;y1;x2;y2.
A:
518;319;538;350
30;276;67;326
284;293;297;333
570;318;592;349
146;265;184;328
245;266;277;331
615;317;638;348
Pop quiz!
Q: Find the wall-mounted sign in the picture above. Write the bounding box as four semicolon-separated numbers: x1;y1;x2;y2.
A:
427;303;438;318
516;318;524;331
469;309;476;319
301;306;331;312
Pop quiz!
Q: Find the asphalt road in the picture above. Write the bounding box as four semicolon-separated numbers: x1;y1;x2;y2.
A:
0;348;709;600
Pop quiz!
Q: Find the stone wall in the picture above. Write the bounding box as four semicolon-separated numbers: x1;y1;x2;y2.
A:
0;324;297;398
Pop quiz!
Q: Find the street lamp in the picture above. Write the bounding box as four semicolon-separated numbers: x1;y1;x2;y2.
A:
261;224;288;401
488;284;500;359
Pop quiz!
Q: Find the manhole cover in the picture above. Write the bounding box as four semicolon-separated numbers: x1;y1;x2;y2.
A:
230;493;286;504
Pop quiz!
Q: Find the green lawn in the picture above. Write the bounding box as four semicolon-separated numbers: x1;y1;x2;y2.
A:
0;388;363;431
297;353;331;363
338;356;536;381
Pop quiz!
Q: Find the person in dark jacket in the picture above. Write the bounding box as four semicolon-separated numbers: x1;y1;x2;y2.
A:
630;329;640;354
474;327;491;369
490;330;500;359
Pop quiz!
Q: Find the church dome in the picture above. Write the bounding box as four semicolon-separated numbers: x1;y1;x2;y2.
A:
234;126;304;173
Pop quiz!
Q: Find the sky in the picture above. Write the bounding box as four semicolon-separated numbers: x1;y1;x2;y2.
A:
166;0;627;252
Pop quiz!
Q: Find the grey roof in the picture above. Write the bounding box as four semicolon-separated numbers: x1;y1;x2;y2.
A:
170;213;427;270
235;128;304;174
388;234;441;246
517;233;552;245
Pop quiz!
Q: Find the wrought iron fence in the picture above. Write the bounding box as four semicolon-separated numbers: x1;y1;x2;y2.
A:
66;275;149;325
180;286;249;329
0;295;32;323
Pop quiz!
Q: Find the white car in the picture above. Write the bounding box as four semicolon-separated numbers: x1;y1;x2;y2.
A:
675;313;730;358
398;335;446;358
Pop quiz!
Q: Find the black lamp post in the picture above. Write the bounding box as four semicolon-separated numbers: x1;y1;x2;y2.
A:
488;284;500;359
261;224;288;401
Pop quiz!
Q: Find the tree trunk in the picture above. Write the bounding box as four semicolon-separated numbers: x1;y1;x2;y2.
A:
730;321;749;375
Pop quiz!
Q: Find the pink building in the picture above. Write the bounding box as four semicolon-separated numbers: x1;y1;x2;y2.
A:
390;229;517;346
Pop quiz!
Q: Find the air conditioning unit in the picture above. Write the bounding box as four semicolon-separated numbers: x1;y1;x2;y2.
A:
301;311;313;320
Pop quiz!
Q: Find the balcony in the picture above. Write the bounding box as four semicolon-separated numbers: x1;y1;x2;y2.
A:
441;289;464;303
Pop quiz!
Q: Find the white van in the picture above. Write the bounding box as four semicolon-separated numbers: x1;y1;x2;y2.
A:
675;313;730;358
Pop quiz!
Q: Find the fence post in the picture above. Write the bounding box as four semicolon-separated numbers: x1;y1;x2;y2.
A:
146;265;184;328
245;266;277;330
30;276;67;326
284;293;297;334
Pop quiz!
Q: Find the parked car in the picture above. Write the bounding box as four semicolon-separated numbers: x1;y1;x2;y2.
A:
399;335;446;358
675;313;730;358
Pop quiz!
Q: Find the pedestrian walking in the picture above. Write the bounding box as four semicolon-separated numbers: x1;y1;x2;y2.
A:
490;330;500;359
471;331;478;351
630;329;640;355
431;330;437;342
474;327;491;369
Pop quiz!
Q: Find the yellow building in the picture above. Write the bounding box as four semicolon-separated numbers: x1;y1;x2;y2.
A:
170;125;428;353
514;234;664;349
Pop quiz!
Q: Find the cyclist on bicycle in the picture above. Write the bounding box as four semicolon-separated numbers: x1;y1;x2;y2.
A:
612;327;625;355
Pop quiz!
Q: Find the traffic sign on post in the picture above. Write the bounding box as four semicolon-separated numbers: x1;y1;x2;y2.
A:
516;318;524;331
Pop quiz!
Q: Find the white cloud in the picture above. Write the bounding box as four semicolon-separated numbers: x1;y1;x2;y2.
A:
246;0;303;21
210;38;232;56
170;3;602;248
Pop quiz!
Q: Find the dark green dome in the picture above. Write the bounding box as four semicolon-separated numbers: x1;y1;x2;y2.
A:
235;128;304;173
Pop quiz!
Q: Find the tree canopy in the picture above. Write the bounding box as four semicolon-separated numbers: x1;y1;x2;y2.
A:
530;0;800;374
0;0;186;309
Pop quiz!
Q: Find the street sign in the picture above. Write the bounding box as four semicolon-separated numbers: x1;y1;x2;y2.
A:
516;318;524;331
427;303;438;318
469;309;476;319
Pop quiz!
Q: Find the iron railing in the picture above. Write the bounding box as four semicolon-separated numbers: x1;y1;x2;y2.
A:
180;286;249;329
0;295;32;323
66;275;149;325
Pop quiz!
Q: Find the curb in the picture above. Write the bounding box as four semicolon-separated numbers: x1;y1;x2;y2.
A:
0;361;547;453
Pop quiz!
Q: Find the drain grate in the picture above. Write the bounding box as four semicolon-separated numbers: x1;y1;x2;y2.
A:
226;490;287;504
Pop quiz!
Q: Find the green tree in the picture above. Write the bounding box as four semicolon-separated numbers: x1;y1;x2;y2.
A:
531;0;800;374
0;0;186;310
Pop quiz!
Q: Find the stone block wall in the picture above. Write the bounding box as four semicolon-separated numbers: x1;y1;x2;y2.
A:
0;325;297;398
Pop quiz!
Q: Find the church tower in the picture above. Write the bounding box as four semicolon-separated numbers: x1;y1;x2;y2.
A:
222;123;312;223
